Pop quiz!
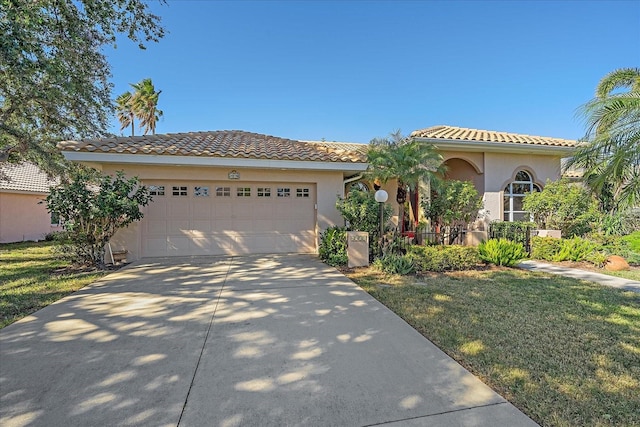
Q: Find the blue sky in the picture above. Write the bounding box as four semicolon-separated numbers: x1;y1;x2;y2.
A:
106;0;640;143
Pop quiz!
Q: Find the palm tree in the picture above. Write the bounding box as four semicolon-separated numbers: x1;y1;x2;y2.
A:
130;78;163;135
115;91;135;136
567;68;640;213
365;130;444;232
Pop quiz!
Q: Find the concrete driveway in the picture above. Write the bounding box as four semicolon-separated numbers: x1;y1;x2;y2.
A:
0;255;536;426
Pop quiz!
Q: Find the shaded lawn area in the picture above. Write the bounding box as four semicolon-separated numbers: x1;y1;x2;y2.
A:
0;241;107;328
346;267;640;427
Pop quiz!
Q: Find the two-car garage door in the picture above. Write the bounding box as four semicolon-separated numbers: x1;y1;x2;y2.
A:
141;181;316;257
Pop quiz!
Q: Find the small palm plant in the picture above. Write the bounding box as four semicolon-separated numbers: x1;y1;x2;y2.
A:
478;238;527;267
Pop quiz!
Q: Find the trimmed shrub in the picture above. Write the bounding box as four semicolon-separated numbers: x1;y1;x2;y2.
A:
478;238;527;267
530;235;637;267
336;189;393;257
407;245;481;272
531;236;563;261
373;253;415;275
594;233;640;265
555;237;599;262
319;226;347;266
586;251;609;268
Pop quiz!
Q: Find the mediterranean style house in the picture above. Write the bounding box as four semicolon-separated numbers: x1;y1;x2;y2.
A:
410;126;577;223
57;125;577;260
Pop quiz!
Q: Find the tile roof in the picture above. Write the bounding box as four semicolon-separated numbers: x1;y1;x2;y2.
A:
0;162;58;193
410;125;578;148
58;131;368;163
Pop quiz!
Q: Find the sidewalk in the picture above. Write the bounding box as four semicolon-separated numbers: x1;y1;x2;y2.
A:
518;260;640;293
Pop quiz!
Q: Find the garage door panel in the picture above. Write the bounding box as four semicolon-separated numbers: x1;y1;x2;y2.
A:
253;219;274;232
233;219;254;232
167;236;190;253
212;234;235;252
147;200;167;218
145;238;168;257
147;220;167;234
142;181;316;257
191;202;211;218
189;237;213;255
233;203;256;219
191;220;213;233
169;203;189;216
212;201;233;218
168;220;190;234
214;219;234;230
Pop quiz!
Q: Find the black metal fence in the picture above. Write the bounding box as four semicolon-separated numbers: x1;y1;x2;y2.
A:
386;223;534;255
488;223;533;254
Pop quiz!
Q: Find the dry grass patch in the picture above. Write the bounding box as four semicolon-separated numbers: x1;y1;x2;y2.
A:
345;267;640;427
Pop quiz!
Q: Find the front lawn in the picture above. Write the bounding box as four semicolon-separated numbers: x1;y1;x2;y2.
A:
346;267;640;427
0;241;107;328
598;268;640;282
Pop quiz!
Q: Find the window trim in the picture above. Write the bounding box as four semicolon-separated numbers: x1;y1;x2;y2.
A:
503;170;540;222
172;186;188;196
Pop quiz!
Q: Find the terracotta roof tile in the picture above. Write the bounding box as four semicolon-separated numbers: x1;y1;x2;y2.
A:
58;131;368;163
410;125;578;147
0;163;58;193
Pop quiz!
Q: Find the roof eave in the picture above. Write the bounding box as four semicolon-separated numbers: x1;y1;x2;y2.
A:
61;151;369;173
0;188;50;195
412;137;576;155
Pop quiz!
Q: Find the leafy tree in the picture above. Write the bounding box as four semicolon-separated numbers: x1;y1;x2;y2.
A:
0;0;165;172
336;189;393;255
337;189;393;234
46;168;152;268
424;180;482;243
522;179;599;237
567;68;640;213
130;78;163;135
366;130;443;230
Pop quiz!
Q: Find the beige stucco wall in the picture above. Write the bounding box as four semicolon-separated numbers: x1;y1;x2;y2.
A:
483;153;562;222
484;153;561;191
443;158;485;195
412;150;563;224
97;164;349;260
0;191;58;243
441;151;484;174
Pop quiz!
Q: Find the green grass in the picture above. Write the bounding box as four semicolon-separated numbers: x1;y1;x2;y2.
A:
599;268;640;281
623;231;640;253
346;267;640;427
0;241;107;328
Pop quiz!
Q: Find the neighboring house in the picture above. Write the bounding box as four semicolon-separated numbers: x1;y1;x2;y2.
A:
58;126;577;260
58;131;368;260
0;163;60;243
409;125;577;224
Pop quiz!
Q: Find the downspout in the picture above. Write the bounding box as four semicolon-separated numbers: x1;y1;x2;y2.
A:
343;173;364;189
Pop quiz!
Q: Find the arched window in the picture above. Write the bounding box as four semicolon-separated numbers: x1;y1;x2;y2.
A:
349;181;369;193
503;170;541;221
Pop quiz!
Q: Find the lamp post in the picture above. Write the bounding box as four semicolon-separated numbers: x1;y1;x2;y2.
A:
374;189;388;257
